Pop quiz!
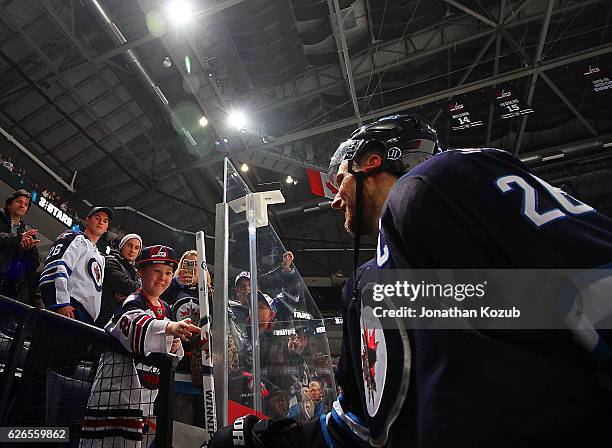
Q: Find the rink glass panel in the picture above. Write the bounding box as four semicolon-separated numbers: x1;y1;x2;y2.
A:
220;159;336;421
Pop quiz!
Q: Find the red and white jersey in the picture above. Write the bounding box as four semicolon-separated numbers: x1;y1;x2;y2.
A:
80;291;183;448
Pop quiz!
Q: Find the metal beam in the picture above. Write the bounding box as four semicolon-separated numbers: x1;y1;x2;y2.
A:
0;3;152;186
432;33;496;124
39;0;247;84
486;0;505;146
255;0;601;114
539;72;597;136
328;0;362;126
444;0;498;28
503;0;536;24
154;40;612;177
514;0;555;155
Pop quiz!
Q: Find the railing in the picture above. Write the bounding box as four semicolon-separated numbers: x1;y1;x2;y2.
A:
0;295;177;447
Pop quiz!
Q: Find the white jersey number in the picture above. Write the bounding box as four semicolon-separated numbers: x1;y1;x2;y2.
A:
377;219;390;267
496;174;594;227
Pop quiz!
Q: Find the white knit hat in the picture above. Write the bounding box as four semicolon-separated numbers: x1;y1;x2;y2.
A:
119;233;142;252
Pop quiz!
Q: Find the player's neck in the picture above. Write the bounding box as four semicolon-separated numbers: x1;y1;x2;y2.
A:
84;229;100;244
368;173;398;228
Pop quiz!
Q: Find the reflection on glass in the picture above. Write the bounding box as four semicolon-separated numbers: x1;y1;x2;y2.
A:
221;159;336;422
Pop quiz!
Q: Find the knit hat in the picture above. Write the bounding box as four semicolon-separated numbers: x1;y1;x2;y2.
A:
119;233;142;252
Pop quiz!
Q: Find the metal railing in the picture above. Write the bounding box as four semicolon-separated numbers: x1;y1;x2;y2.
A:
0;295;177;447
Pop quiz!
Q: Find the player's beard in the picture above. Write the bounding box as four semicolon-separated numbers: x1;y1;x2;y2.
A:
344;205;355;236
344;193;376;236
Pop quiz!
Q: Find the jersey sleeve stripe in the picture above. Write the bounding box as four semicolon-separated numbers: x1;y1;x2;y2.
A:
330;400;370;447
42;259;73;276
139;318;155;355
320;413;337;448
39;272;69;284
132;315;154;355
130;315;150;353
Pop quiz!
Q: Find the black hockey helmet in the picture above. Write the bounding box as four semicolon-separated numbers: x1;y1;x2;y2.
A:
328;113;442;178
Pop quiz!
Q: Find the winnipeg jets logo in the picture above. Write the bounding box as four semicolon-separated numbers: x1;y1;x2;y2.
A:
360;306;387;416
175;298;199;322
87;258;104;291
93;263;102;283
199;331;210;359
152;246;167;258
361;323;378;402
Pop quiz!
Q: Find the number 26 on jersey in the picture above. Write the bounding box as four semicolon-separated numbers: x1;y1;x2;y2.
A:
496;174;594;227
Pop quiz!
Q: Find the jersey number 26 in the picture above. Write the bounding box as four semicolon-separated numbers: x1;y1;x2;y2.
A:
496;174;594;227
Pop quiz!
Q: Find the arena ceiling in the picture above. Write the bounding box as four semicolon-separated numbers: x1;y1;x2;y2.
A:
0;0;611;276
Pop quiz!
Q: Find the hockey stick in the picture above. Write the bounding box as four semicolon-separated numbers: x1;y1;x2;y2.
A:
197;231;218;445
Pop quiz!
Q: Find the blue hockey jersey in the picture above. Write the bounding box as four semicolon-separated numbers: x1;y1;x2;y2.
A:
336;149;612;447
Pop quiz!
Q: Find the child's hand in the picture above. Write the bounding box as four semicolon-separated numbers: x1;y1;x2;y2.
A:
166;318;201;342
170;338;181;353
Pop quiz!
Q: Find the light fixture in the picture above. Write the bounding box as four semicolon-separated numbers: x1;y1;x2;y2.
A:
223;138;229;143
227;110;247;130
285;175;294;184
167;0;193;24
199;116;208;127
240;163;249;172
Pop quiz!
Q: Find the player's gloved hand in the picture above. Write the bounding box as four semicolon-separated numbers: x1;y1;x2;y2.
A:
208;415;263;448
208;414;326;448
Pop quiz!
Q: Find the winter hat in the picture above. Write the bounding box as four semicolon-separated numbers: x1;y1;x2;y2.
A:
119;233;142;252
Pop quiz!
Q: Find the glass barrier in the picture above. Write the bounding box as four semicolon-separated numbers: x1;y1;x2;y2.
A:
219;158;336;422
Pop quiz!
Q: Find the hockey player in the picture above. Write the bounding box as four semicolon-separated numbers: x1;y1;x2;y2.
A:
210;114;612;448
40;206;113;324
80;244;200;447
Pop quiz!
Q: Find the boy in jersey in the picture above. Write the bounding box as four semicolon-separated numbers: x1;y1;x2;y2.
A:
80;245;200;447
40;206;113;324
210;114;612;448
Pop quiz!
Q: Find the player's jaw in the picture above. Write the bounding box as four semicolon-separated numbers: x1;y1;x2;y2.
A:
331;163;358;235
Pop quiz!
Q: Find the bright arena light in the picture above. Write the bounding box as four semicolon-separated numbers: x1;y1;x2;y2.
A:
167;0;193;25
240;163;249;172
227;110;247;130
199;116;208;127
285;175;294;184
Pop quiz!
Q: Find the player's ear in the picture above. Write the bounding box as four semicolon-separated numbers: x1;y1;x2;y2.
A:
137;268;144;279
362;152;383;172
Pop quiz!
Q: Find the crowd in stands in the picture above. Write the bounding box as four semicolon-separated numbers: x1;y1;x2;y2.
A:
0;153;77;219
0;187;335;443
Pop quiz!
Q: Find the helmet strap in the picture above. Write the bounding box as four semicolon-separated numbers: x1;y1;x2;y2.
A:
350;165;368;302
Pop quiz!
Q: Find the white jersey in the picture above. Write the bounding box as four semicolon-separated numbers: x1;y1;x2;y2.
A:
80;291;183;447
39;230;105;321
